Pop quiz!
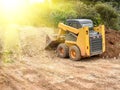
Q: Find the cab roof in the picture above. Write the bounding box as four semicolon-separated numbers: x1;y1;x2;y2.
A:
66;19;93;23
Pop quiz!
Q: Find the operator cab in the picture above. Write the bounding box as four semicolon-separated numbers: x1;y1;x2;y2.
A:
66;19;93;29
66;19;99;36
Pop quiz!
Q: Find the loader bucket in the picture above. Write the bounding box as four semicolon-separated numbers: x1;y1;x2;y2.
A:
45;34;60;50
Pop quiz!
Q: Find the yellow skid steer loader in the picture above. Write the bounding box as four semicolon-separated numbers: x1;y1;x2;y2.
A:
45;19;105;61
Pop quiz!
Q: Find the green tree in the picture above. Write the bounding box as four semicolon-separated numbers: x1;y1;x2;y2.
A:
95;3;119;29
49;3;77;27
75;2;101;25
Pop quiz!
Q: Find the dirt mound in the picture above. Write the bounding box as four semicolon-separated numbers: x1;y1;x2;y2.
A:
20;27;54;57
101;29;120;59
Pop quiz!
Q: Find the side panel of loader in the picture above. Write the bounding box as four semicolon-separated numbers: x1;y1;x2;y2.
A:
94;25;105;53
65;27;90;57
76;27;90;57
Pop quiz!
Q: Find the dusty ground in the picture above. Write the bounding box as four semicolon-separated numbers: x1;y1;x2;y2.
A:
0;27;120;90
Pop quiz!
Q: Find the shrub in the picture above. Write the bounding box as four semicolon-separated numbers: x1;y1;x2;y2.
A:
95;3;119;30
49;3;77;27
74;2;101;26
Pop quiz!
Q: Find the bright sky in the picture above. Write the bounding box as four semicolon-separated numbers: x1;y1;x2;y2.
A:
30;0;45;3
0;0;52;23
0;0;46;12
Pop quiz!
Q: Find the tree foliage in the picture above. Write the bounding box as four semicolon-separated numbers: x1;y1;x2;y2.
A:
95;3;119;29
49;3;77;27
75;2;101;25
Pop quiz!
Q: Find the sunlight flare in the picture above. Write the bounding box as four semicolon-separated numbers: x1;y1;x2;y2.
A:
0;0;25;12
30;0;45;4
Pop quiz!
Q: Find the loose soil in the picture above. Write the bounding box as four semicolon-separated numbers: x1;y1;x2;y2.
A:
0;27;120;90
101;29;120;59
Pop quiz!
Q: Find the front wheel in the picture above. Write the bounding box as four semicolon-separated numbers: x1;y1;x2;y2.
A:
57;43;69;58
69;46;81;61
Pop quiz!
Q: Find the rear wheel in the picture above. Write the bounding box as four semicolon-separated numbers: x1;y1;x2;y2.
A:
69;46;81;61
57;43;69;58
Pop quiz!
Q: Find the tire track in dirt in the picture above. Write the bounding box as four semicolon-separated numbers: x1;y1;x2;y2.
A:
1;53;120;90
19;55;120;90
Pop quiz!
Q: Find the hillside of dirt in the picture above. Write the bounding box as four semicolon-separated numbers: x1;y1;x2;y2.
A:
101;29;120;59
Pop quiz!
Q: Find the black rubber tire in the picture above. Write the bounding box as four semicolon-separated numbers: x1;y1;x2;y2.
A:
69;46;81;61
57;43;69;58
